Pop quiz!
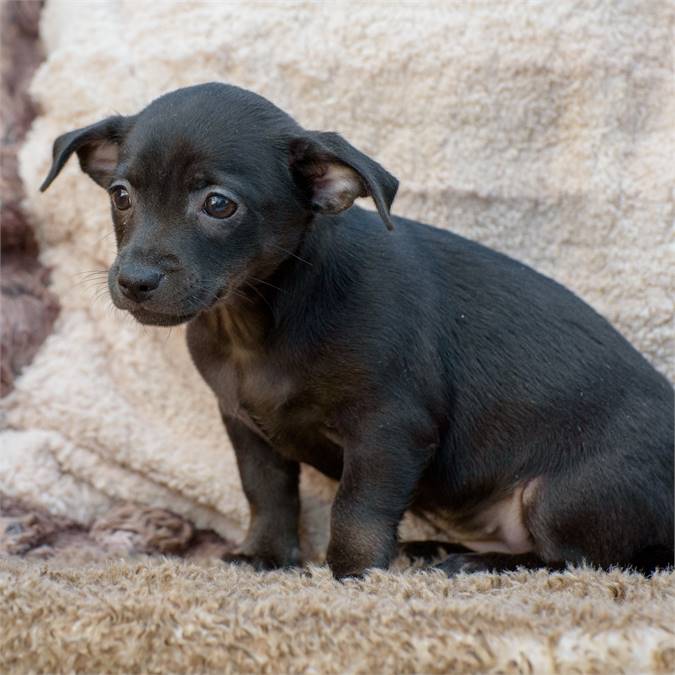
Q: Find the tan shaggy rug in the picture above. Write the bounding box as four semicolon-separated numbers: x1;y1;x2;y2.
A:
2;0;674;672
2;558;675;674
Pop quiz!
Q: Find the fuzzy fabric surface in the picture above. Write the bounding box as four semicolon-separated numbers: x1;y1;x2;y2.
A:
1;558;675;674
1;1;674;671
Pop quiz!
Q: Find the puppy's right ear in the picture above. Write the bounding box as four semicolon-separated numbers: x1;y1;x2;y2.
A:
40;115;130;192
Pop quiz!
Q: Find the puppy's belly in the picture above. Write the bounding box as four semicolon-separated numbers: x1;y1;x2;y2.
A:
434;482;538;555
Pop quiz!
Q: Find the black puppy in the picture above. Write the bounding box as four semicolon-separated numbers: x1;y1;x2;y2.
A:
41;83;673;578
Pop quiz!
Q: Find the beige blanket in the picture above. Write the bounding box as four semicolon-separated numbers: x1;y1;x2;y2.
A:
3;0;673;568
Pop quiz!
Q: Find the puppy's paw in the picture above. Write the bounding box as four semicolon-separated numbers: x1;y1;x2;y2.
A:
327;549;385;581
398;540;471;564
435;553;490;577
221;552;277;571
221;550;301;572
329;564;367;582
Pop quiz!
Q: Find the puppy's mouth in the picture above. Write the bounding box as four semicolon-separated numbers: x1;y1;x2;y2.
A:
123;286;230;326
128;306;199;326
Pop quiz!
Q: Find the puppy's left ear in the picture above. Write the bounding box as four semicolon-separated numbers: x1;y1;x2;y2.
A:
289;131;398;230
40;115;131;192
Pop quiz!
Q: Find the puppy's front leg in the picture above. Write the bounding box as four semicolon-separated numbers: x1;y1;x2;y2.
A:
327;423;434;579
223;415;301;569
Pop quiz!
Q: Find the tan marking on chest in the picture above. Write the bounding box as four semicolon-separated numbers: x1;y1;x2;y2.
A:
216;341;294;443
231;341;293;408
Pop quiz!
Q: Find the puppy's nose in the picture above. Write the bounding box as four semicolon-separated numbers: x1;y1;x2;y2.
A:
117;266;163;303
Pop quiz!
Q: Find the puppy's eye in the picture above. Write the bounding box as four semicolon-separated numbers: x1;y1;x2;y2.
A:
110;186;131;210
203;193;237;219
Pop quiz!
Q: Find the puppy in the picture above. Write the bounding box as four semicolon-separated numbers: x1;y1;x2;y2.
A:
41;83;674;578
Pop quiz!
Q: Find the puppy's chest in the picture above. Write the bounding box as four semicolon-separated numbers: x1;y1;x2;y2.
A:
218;352;292;427
217;349;331;452
188;314;343;467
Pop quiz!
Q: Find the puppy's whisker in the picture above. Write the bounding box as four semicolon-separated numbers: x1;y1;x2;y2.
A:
244;280;274;313
73;270;108;281
248;276;285;293
77;279;110;292
230;289;252;303
93;288;110;306
75;269;108;278
269;243;313;267
94;230;115;245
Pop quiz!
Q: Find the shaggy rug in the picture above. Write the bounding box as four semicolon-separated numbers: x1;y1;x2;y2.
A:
2;558;674;674
1;0;674;672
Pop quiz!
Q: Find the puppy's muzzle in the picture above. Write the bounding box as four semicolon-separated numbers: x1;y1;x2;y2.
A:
116;263;164;304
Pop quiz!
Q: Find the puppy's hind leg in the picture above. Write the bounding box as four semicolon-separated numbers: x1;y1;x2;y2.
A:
435;551;557;577
628;546;674;576
524;448;673;575
398;540;473;564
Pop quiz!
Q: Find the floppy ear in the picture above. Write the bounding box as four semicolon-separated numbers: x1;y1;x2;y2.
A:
289;131;398;230
40;115;130;192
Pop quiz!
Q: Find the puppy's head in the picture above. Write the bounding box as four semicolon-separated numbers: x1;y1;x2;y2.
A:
41;83;398;326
